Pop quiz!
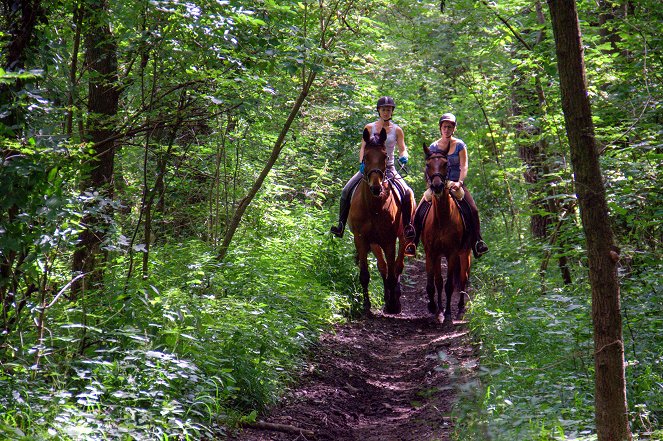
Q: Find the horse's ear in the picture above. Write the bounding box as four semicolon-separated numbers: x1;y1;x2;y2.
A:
379;128;387;143
363;128;370;143
423;143;431;158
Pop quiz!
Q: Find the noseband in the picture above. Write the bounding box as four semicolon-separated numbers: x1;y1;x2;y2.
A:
363;139;387;187
425;153;448;188
364;167;385;182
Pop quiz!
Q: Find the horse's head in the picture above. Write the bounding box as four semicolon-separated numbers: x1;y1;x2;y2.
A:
363;127;388;196
423;143;448;197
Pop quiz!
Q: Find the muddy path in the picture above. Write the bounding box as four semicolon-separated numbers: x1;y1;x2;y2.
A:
231;258;478;441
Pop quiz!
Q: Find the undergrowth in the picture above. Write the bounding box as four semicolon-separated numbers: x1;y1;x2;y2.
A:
0;204;363;440
453;225;663;440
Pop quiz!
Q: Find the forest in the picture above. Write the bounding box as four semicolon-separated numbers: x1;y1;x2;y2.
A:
1;0;661;439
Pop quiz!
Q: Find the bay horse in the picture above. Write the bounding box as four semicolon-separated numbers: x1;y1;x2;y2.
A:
347;127;413;315
420;144;472;324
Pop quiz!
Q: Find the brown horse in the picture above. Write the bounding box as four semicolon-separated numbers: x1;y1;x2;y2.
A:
348;128;413;315
420;145;472;324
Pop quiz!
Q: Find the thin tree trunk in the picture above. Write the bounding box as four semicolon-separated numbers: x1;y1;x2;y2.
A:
547;1;631;439
65;0;83;136
216;70;317;261
1;0;44;133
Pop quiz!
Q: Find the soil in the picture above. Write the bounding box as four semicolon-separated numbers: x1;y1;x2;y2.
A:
231;258;479;441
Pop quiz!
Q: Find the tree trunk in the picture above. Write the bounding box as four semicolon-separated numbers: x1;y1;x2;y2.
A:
216;70;317;261
1;0;44;135
547;1;631;440
71;0;120;297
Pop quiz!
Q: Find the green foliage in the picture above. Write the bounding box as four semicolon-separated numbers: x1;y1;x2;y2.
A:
0;141;83;337
0;199;358;438
453;223;662;439
2;0;661;438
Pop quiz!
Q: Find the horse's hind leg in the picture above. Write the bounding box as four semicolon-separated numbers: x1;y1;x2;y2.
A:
456;251;472;319
371;244;388;282
370;244;391;310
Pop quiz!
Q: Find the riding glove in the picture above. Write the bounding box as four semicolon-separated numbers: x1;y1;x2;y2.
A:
398;156;408;165
359;162;365;174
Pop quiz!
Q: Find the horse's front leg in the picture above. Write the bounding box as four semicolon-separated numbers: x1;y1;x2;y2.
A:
382;240;400;314
426;253;442;316
435;260;444;320
356;241;372;316
443;254;458;323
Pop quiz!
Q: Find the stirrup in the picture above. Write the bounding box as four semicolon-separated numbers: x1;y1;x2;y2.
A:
404;242;416;257
330;222;345;238
473;239;489;257
404;224;416;241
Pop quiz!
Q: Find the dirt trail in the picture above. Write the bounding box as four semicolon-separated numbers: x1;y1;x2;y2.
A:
232;258;478;441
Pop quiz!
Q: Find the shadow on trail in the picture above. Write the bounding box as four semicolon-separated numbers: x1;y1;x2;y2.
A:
231;259;478;441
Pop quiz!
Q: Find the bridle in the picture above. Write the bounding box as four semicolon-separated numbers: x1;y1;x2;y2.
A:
362;139;388;187
364;166;385;182
425;153;449;189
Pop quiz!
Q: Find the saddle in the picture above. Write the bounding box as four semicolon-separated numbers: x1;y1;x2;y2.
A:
419;188;472;249
350;175;406;206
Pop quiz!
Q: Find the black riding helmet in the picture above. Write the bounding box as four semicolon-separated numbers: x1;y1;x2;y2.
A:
376;96;396;110
439;112;456;126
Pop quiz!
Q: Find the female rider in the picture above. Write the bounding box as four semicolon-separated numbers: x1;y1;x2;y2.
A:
413;113;489;257
330;96;416;255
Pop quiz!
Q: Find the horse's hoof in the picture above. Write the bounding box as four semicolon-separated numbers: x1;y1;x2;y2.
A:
427;302;438;315
384;301;401;315
364;302;374;318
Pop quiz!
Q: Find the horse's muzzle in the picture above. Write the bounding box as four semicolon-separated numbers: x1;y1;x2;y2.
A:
430;179;446;196
370;184;383;196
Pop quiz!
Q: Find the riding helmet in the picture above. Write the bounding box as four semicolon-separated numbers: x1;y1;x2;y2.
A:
439;113;457;126
376;96;396;110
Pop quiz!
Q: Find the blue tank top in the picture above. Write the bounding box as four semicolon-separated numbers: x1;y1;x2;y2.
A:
427;139;466;182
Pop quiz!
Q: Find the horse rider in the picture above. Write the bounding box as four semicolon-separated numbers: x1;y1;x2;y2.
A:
330;96;417;255
413;113;489;257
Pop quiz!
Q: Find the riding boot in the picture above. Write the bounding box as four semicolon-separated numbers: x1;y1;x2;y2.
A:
402;192;415;240
330;194;351;238
459;197;488;258
401;192;416;256
474;236;489;257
